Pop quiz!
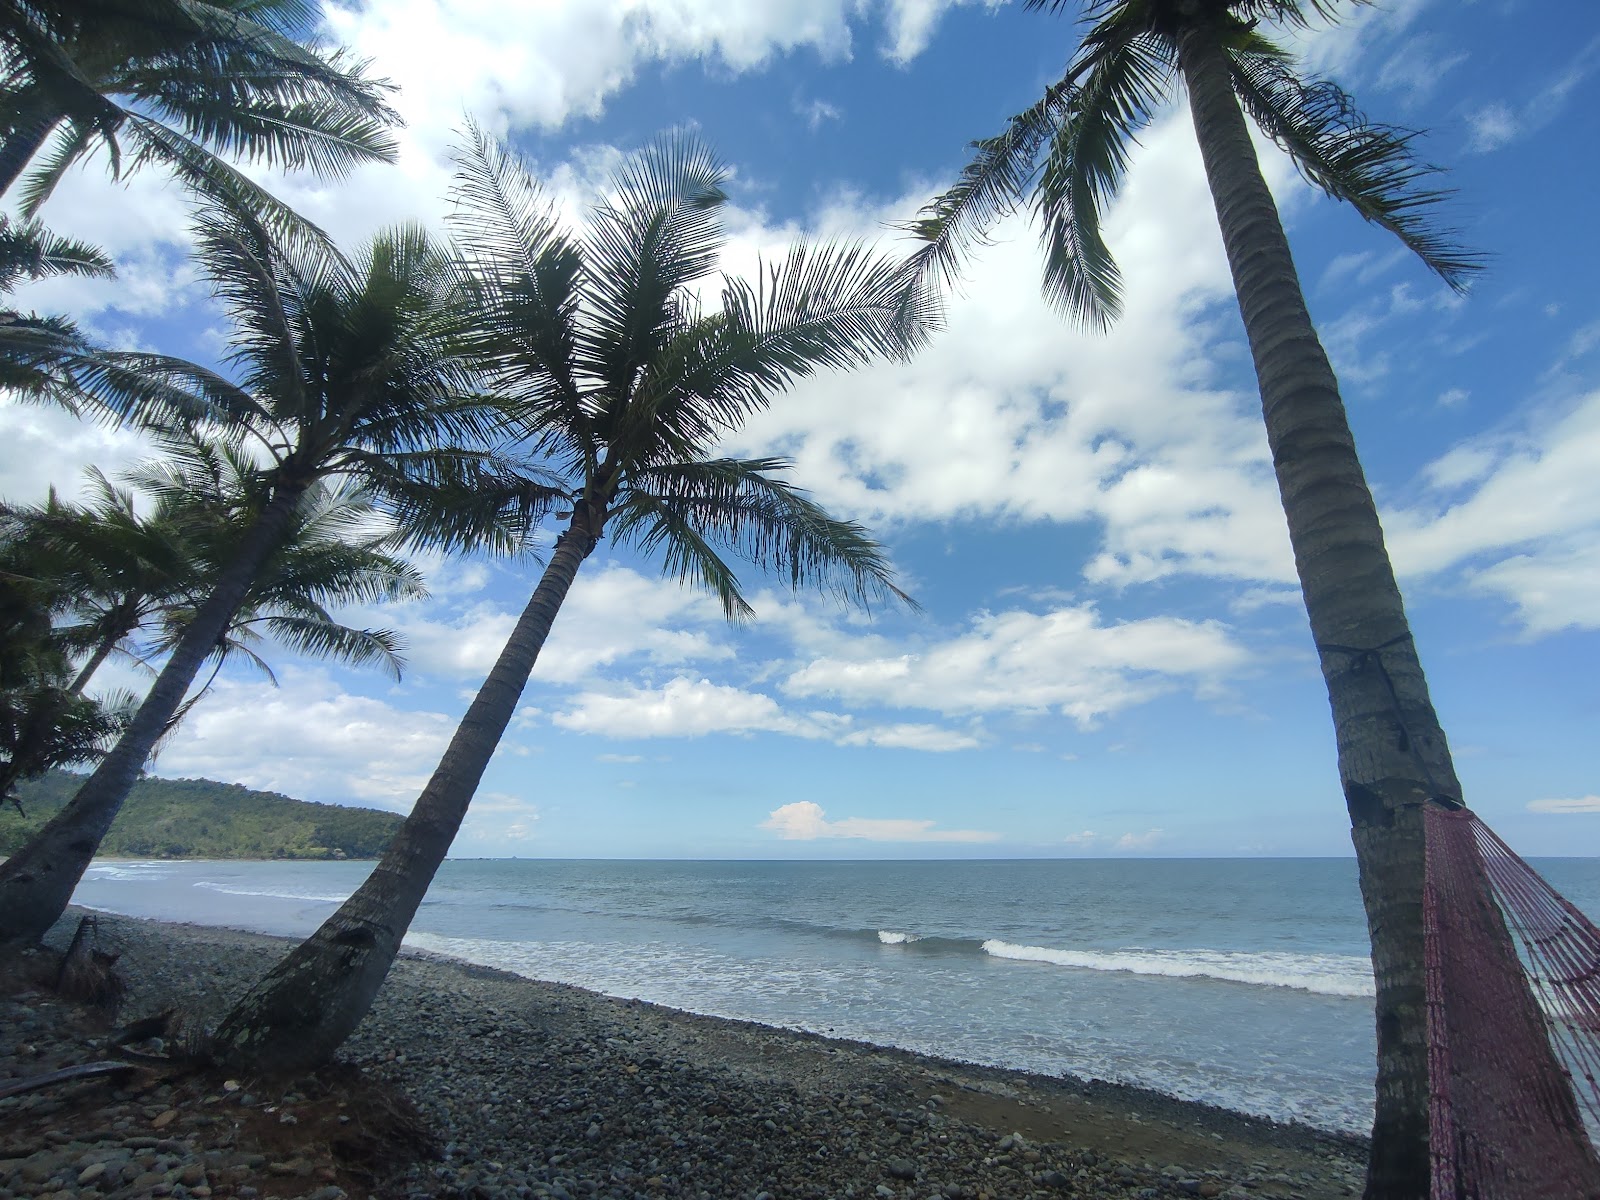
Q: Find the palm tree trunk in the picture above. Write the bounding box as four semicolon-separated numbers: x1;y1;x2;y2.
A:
1176;25;1456;1199
211;517;600;1075
0;482;309;946
67;633;121;696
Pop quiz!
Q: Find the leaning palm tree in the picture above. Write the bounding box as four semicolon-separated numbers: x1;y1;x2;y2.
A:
0;0;398;235
0;208;540;946
899;2;1585;1195
209;127;934;1073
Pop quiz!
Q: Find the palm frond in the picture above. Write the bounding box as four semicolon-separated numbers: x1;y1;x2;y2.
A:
447;121;592;458
251;614;407;679
1035;23;1173;327
616;457;916;617
0;214;114;289
898;74;1079;302
584;130;730;400
1227;49;1481;289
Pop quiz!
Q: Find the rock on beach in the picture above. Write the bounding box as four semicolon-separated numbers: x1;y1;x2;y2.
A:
1;911;1367;1199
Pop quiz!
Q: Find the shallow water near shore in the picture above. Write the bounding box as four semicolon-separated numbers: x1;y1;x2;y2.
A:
70;855;1600;1136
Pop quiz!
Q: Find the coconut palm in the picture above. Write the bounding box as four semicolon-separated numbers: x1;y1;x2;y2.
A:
209;127;933;1073
0;512;127;807
11;446;428;699
0;0;397;233
897;2;1583;1194
0;208;542;946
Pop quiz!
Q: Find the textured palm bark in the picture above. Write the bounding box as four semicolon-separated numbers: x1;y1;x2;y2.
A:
1178;26;1454;1199
211;513;600;1075
0;482;308;946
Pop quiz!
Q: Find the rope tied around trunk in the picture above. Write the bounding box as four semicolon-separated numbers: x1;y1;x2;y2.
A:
1315;632;1462;810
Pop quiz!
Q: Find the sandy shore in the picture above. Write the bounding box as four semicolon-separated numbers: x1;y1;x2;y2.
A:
0;910;1366;1199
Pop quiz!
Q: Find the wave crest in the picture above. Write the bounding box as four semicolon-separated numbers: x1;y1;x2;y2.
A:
877;930;920;945
980;939;1374;997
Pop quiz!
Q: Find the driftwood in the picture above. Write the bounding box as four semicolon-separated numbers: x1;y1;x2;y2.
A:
0;1060;137;1100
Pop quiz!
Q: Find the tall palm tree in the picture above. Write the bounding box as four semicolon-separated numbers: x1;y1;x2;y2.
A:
900;3;1585;1195
0;208;540;946
209;127;934;1073
0;0;398;234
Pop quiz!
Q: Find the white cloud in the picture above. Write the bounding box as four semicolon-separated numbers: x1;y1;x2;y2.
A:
1059;827;1167;852
1470;538;1600;635
153;669;456;810
1528;797;1600;815
1387;392;1600;582
795;96;843;129
1114;827;1165;851
553;676;799;739
387;564;732;682
784;605;1250;727
837;722;981;752
1466;103;1520;154
760;800;999;842
1463;34;1600;154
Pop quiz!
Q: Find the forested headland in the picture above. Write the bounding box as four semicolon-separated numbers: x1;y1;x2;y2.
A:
0;770;400;860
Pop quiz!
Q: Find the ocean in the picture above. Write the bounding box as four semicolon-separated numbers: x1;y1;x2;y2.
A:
69;856;1600;1136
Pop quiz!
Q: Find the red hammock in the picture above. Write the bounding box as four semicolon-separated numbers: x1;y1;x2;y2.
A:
1425;804;1600;1198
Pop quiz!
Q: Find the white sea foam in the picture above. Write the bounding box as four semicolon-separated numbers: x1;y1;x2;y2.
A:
193;881;351;904
980;939;1374;998
877;930;919;944
84;861;173;880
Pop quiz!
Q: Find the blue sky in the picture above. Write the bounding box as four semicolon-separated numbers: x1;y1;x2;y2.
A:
5;0;1599;859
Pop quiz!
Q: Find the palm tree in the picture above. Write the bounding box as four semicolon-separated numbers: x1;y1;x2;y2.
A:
209;127;933;1074
0;208;540;946
899;2;1588;1194
0;0;398;234
0;511;127;808
11;446;428;699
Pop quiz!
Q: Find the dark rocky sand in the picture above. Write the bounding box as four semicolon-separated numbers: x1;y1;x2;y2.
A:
0;911;1366;1199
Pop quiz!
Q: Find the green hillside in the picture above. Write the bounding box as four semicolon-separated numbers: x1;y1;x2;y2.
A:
0;770;403;860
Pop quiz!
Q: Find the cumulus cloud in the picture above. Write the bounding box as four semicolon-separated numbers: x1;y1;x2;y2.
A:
1386;392;1600;591
760;800;999;842
153;670;455;810
552;676;798;739
784;605;1250;727
1060;828;1166;852
384;565;732;682
1528;797;1600;814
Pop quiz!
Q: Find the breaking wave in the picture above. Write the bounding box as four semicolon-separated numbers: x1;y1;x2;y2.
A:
980;939;1374;997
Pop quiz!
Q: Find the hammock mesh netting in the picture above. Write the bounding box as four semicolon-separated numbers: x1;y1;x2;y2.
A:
1425;804;1600;1198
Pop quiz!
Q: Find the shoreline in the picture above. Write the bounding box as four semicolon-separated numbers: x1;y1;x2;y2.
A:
3;909;1367;1199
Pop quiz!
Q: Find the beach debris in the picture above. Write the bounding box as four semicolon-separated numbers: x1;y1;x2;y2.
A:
0;1059;138;1100
53;914;127;1011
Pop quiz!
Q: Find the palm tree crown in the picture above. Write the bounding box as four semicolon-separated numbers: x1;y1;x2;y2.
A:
904;0;1477;327
452;123;931;615
0;0;399;225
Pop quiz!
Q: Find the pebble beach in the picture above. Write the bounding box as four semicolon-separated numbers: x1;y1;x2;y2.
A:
1;911;1367;1200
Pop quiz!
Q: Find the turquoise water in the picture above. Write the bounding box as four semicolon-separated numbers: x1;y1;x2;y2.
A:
71;856;1600;1134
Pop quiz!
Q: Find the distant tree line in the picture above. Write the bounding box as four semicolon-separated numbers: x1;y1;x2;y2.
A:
0;769;401;859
